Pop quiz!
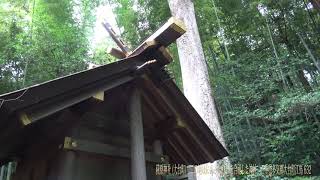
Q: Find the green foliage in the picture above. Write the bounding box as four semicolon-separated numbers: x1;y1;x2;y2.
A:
1;0;320;177
91;43;116;64
112;0;320;176
0;0;104;93
192;0;320;176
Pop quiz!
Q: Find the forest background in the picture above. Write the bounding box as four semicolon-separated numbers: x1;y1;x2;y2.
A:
0;0;320;178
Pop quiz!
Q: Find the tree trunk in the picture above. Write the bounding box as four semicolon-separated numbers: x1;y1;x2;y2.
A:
168;0;230;178
233;136;241;161
265;15;287;89
297;69;313;92
212;0;230;62
297;32;320;72
311;0;320;10
245;117;261;164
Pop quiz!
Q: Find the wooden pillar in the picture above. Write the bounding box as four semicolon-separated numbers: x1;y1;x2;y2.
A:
130;88;147;180
0;166;4;180
153;140;163;180
6;162;11;180
57;151;76;180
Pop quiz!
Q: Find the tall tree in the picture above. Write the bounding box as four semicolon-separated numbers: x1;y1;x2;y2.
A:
167;0;230;178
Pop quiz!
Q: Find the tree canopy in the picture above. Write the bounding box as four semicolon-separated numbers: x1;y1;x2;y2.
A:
1;0;320;178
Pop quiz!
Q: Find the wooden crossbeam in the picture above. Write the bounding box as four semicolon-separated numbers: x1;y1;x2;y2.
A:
102;21;131;55
129;17;186;57
92;91;104;101
20;113;31;126
17;75;133;126
107;47;127;59
141;76;217;161
63;137;168;163
128;40;157;57
153;46;173;65
105;17;185;66
144;17;186;47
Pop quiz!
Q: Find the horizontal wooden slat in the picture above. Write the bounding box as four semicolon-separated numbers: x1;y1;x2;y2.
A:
63;137;168;163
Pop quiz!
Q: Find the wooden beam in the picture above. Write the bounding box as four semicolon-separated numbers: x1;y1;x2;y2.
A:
129;40;158;57
145;17;186;47
140;84;169;121
129;17;186;57
172;131;199;164
167;138;188;164
130;88;147;180
92;91;104;101
17;75;133;126
6;162;11;180
153;46;173;65
181;124;216;161
63;137;166;163
105;17;185;60
141;76;217;162
20;113;31;126
140;92;163;124
153;140;163;180
107;47;127;59
102;21;131;55
54;150;77;180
